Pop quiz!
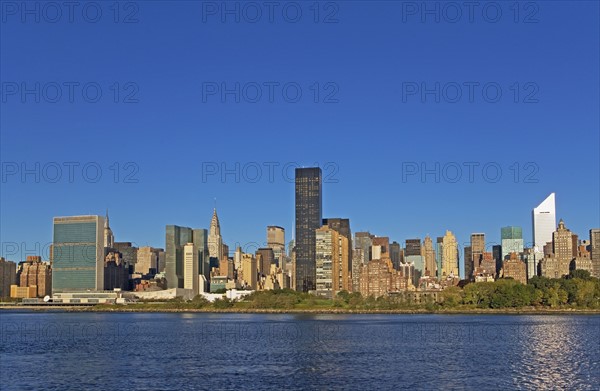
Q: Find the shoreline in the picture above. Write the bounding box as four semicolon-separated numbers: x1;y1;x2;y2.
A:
1;306;599;315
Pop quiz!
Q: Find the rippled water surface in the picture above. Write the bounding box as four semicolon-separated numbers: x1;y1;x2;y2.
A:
1;312;598;390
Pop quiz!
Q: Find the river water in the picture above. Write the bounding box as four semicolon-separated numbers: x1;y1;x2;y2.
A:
0;312;598;390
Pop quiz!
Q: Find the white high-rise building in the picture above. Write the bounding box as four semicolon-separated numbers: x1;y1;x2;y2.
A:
532;193;556;262
183;243;199;294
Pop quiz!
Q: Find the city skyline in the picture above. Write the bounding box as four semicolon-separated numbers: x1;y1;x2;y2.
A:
1;188;597;264
0;184;600;264
1;184;598;282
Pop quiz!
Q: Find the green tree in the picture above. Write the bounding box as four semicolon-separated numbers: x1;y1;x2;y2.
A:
336;290;351;304
463;282;493;308
348;292;363;308
531;288;544;306
441;286;463;307
568;269;592;280
573;280;597;307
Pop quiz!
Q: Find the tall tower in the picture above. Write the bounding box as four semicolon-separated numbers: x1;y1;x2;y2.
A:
590;229;600;278
183;243;199;294
295;167;322;292
532;193;556;262
501;226;524;261
208;208;223;262
267;226;286;267
315;224;350;297
553;219;573;262
435;237;444;278
322;218;352;289
442;230;459;278
467;233;485;279
104;209;114;249
53;215;105;293
423;235;436;276
165;226;209;289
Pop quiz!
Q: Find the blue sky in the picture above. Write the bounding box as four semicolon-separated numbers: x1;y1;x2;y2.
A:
1;1;599;275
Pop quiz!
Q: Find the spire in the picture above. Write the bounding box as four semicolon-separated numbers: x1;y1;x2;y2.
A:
103;208;114;248
208;207;223;259
210;208;221;235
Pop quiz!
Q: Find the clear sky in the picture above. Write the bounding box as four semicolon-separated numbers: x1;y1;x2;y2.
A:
1;1;599;276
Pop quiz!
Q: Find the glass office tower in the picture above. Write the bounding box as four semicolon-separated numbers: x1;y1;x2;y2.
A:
52;215;104;293
294;167;322;292
501;226;524;261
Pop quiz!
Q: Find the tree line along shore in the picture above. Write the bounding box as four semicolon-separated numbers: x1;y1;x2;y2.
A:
2;271;599;314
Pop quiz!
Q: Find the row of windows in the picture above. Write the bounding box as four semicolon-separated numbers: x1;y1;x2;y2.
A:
53;245;99;265
53;270;97;290
54;222;98;243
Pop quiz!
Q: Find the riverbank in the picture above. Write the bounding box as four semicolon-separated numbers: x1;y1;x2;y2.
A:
1;305;599;315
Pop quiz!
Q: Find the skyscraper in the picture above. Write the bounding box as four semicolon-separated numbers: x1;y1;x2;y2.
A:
114;242;137;271
315;226;334;296
441;230;459;277
522;247;537;280
492;245;503;276
208;208;223;264
405;239;421;256
390;241;401;270
52;215;105;293
590;229;600;278
165;226;209;289
352;248;364;292
532;193;556;262
294;167;322;292
553;219;574;262
183;243;199;294
466;233;485;280
435;237;443;278
136;246;160;276
501;226;524;261
256;248;275;277
355;232;374;263
0;257;17;298
423;236;436;277
315;224;351;297
464;246;472;280
322;218;352;291
267;226;285;267
405;238;423;278
287;239;295;258
240;253;257;289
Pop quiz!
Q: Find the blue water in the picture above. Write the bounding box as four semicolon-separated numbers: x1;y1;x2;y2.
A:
0;312;598;390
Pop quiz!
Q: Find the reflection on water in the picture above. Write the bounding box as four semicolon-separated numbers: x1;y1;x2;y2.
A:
0;313;598;390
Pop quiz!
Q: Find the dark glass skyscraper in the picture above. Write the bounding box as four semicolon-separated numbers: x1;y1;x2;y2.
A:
405;239;422;256
295;167;322;292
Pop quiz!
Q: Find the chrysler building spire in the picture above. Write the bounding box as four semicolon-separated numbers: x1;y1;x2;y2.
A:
104;209;114;248
208;208;223;260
